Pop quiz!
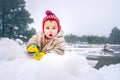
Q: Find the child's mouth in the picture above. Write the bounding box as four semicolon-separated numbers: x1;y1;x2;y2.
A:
49;34;53;37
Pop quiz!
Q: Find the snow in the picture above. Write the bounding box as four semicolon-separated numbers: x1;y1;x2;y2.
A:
0;38;120;80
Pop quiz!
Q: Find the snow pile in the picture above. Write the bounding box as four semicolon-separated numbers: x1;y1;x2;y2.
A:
0;38;120;80
0;38;28;60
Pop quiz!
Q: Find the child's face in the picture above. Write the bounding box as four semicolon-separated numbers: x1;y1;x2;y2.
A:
44;20;58;39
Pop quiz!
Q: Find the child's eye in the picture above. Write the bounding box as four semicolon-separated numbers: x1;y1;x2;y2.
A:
53;27;56;29
46;27;49;29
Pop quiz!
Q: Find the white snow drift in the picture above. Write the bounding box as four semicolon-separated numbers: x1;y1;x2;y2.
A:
0;38;120;80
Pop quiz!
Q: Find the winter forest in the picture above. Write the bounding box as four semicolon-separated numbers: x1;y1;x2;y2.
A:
0;0;120;80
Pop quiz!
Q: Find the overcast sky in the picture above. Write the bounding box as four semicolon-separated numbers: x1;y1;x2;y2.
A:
25;0;120;37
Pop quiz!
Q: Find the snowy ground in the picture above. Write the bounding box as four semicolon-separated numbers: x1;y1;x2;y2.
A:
0;38;120;80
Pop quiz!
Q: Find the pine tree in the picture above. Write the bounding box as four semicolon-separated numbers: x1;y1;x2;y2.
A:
0;0;35;41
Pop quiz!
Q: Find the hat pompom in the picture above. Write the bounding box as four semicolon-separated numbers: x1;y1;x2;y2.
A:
46;10;54;16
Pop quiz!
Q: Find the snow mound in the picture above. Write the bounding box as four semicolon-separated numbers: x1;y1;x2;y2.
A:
0;38;120;80
0;38;28;60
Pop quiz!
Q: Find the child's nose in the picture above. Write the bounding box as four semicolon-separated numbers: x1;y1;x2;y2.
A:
49;29;53;33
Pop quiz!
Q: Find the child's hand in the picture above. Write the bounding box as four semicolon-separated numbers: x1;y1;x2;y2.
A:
34;52;45;60
27;45;39;53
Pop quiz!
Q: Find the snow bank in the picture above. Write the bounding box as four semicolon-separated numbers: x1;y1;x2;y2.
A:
0;38;28;60
0;38;120;80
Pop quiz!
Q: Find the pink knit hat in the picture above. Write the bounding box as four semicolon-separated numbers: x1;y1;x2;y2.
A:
42;10;61;33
